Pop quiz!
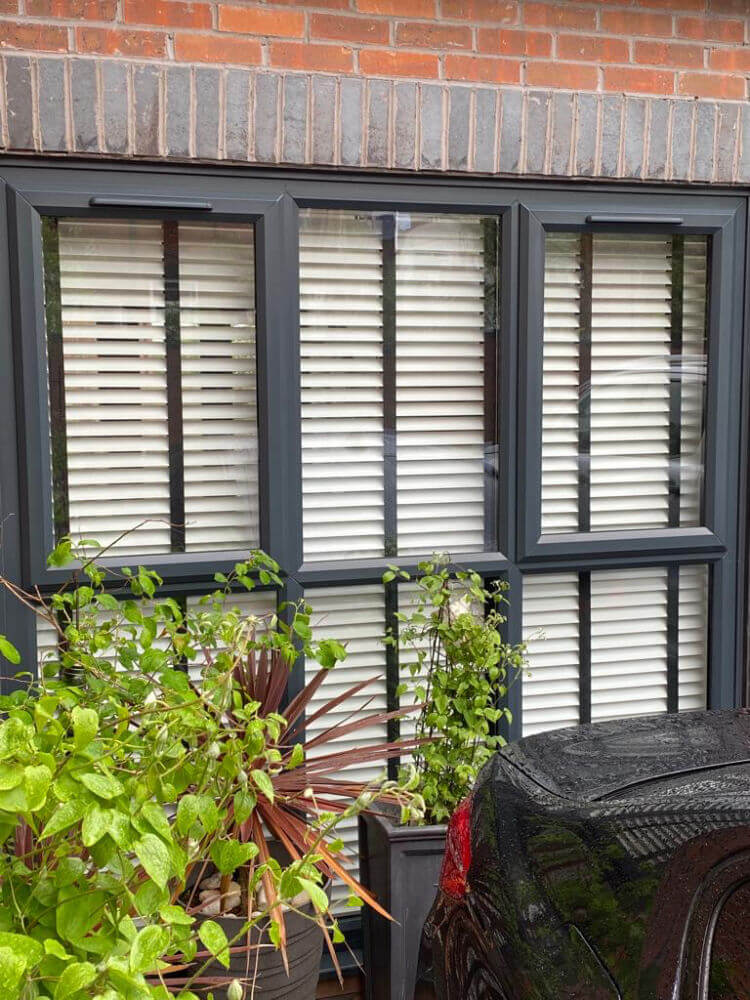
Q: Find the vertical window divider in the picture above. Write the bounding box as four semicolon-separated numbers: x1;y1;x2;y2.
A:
483;219;500;551
578;233;593;535
42;217;70;542
163;221;186;554
384;580;400;780
382;214;397;559
578;570;592;725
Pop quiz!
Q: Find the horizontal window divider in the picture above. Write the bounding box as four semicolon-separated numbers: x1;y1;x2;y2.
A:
295;552;511;587
585;214;684;225
519;536;724;574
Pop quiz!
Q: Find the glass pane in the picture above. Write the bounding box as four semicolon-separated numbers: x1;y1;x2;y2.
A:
521;564;709;736
299;209;500;562
42;218;259;556
541;232;708;534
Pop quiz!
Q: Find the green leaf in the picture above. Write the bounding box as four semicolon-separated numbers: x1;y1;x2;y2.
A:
175;794;200;836
130;924;169;975
55;960;97;999
233;789;255;826
209;840;258;876
56;886;106;943
43;939;72;960
287;743;304;769
71;706;98;751
250;769;274;804
135;834;172;889
0;946;24;996
141;801;171;841
198;920;229;968
0;636;21;665
24;764;52;811
0;764;24;791
159;905;194;927
40;798;86;838
78;771;124;800
297;877;329;914
81;804;112;847
0;932;43;970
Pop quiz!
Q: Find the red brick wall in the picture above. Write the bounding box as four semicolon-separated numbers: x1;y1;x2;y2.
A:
0;1;748;101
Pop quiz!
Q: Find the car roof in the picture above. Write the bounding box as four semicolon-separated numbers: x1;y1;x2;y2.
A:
499;709;750;802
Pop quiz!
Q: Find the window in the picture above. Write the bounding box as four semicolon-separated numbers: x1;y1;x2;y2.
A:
0;169;745;924
42;217;259;555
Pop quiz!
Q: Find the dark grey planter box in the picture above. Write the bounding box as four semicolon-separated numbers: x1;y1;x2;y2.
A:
358;811;447;1000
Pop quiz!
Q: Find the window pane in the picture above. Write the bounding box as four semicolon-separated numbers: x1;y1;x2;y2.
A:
42;218;259;556
541;233;708;534
521;564;709;736
299;209;499;562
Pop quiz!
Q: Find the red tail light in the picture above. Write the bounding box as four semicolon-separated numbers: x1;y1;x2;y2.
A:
439;796;473;899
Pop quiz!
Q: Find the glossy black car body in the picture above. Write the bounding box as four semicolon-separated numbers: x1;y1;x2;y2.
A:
419;710;750;1000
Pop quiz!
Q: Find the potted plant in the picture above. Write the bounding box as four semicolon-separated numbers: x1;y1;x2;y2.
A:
0;540;425;1000
359;558;527;1000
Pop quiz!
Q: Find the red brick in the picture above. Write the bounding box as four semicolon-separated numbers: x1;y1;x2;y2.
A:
526;61;598;89
477;27;550;57
396;21;472;49
557;33;629;62
444;53;521;84
635;41;705;68
634;0;704;8
358;47;439;77
0;0;17;9
603;66;675;94
678;70;746;98
219;5;305;36
441;0;517;21
708;0;749;13
175;32;263;64
676;15;744;43
311;13;389;45
269;40;354;73
356;0;436;16
0;20;68;50
27;0;115;16
710;46;750;72
76;25;165;57
273;0;349;7
600;10;673;36
525;3;596;30
124;0;211;29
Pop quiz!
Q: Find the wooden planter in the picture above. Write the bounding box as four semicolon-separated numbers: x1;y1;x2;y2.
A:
358;811;447;1000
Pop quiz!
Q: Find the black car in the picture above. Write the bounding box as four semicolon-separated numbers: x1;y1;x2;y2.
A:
418;710;750;1000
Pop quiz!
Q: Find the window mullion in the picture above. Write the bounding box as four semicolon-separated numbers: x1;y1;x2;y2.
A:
382;214;398;559
42;217;70;543
163;221;186;554
578;569;592;725
577;233;593;535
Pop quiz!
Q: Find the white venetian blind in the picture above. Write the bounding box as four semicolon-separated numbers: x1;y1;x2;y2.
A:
680;237;708;527
299;210;492;563
541;235;581;534
57;219;171;554
540;233;708;535
305;585;388;905
590;567;669;721
522;573;580;736
521;566;709;736
395;216;486;556
48;219;259;557
179;224;259;552
299;212;385;561
590;235;672;531
678;563;709;711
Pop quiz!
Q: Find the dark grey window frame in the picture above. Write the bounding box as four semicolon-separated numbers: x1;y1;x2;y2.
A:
0;160;745;733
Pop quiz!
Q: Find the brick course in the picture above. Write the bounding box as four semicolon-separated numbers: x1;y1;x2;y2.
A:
0;1;748;97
